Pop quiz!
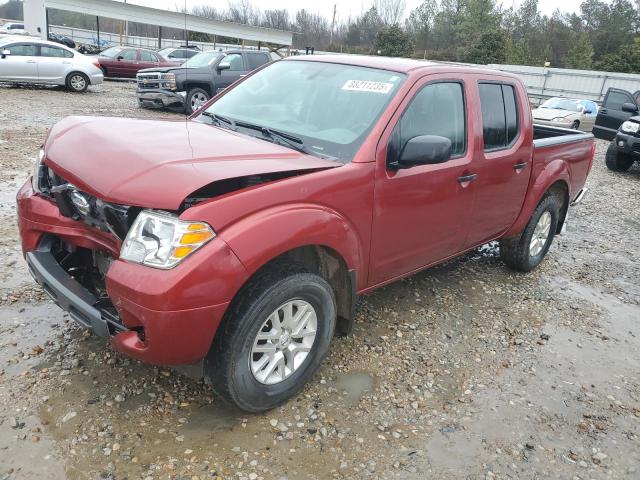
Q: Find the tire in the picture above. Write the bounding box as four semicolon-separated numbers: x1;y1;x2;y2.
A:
66;72;89;92
605;142;634;171
499;194;561;273
205;263;337;412
570;120;580;130
185;87;210;114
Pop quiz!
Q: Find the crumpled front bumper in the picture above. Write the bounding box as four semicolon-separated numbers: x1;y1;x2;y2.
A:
17;179;249;368
136;89;186;109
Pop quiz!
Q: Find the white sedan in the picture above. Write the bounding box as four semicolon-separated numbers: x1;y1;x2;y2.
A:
532;97;597;132
0;37;103;92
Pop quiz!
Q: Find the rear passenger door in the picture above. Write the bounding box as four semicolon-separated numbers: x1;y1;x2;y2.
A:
38;45;74;83
464;81;532;248
593;88;639;140
246;52;270;72
138;50;161;70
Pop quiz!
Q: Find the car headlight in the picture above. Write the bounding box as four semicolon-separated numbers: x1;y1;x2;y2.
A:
160;73;176;90
120;210;215;269
32;148;45;193
551;117;569;122
621;120;640;134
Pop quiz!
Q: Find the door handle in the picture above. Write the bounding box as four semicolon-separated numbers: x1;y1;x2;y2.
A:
513;162;527;171
600;108;608;114
457;173;477;183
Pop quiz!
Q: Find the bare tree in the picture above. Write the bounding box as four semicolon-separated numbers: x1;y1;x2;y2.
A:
262;9;291;30
375;0;406;26
226;0;260;25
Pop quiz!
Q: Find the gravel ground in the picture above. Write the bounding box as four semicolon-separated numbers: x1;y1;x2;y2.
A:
0;81;639;480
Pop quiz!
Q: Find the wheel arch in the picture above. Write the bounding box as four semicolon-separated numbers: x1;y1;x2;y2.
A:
184;82;213;96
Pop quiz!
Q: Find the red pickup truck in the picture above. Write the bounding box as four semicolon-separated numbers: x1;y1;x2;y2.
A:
17;56;595;412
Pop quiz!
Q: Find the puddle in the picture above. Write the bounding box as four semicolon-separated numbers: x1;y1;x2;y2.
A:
333;371;375;404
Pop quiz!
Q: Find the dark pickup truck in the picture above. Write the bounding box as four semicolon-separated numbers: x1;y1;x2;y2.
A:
592;87;640;171
18;56;595;412
136;49;271;114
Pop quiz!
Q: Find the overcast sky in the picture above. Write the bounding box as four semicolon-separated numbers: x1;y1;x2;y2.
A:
123;0;584;23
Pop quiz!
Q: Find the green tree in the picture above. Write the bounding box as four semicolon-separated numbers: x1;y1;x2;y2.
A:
374;24;414;57
564;33;594;69
466;30;507;64
405;0;437;51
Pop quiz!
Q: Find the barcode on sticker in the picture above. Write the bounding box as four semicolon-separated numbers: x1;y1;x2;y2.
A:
342;80;394;94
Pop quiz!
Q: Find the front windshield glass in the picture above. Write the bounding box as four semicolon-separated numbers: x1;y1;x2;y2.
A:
200;60;406;162
100;47;123;58
184;51;223;68
540;98;580;112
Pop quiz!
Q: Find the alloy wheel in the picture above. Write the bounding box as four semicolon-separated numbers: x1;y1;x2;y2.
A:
529;211;552;257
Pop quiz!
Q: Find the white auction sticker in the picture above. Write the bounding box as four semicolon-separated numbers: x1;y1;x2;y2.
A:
342;80;394;94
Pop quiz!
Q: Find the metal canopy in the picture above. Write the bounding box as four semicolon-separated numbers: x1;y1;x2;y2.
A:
25;0;292;45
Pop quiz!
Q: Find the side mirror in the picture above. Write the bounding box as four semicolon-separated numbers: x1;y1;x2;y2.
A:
622;102;638;113
117;55;124;61
399;135;452;167
217;61;230;71
583;109;593;114
1;49;11;59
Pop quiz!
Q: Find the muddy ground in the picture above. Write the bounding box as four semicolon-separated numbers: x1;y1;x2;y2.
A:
0;81;639;480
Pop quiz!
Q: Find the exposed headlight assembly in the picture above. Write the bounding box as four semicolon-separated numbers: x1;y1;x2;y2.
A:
32;148;45;193
120;210;215;269
160;72;177;90
621;120;640;134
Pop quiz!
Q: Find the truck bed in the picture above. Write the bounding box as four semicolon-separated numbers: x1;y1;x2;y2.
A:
533;124;594;148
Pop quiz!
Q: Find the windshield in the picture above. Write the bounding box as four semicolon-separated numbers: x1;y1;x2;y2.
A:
200;60;405;161
100;46;123;58
540;98;581;112
183;51;223;68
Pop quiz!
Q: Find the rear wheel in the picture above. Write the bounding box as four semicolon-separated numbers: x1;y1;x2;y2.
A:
500;194;561;272
66;72;89;92
185;87;210;114
205;264;336;412
605;142;634;171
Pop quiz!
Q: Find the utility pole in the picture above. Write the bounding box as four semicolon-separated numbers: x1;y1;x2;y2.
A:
330;4;336;46
124;0;128;46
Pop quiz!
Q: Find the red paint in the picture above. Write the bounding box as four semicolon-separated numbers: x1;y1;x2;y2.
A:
96;48;178;78
17;57;594;366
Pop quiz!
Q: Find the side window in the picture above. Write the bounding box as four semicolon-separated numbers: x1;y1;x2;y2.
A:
6;44;38;56
604;90;634;110
185;50;198;58
225;53;244;71
503;85;519;145
41;46;72;58
120;49;137;61
396;82;466;158
478;82;519;150
140;50;157;62
170;50;185;59
247;53;269;70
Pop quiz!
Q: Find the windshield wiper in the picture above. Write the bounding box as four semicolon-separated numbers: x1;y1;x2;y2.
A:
201;111;237;131
233;120;312;155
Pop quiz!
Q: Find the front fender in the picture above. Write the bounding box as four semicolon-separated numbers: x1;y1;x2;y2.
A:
504;158;570;238
217;204;365;285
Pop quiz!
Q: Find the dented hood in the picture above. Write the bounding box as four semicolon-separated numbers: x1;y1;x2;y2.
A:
44;116;340;210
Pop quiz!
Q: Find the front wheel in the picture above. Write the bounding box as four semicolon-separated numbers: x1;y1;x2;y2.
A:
570;120;580;130
499;194;561;272
605;142;634;171
185;87;210;115
205;264;336;412
66;72;89;92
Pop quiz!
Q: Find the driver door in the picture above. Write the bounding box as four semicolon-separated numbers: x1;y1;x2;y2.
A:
0;43;39;81
214;53;245;93
369;78;476;286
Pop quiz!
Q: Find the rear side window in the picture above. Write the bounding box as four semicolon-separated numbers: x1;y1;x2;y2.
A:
140;51;157;62
247;53;270;70
185;50;198;58
41;46;73;58
6;43;38;56
120;50;137;61
397;82;466;157
479;82;519;150
604;90;634;110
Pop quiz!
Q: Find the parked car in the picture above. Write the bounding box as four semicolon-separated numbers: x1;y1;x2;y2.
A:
48;33;76;49
96;46;178;78
157;46;199;65
602;111;640;172
532;97;597;131
136;49;271;113
0;22;27;35
0;37;103;91
593;87;640;141
17;56;595;412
